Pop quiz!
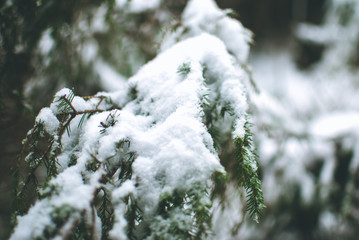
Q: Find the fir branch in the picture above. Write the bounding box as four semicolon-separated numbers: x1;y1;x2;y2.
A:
125;194;143;239
13;91;113;220
56;91;111;138
56;93;110;139
97;187;114;240
57;91;75;113
14;122;59;216
234;122;265;222
155;186;213;239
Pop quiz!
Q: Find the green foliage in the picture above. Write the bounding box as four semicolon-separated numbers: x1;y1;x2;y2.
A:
50;204;75;228
12;89;110;222
225;9;239;19
234;122;265;222
99;110;120;134
71;217;94;240
338;2;355;26
177;62;191;76
9;1;266;237
152;186;212;239
13;121;57;217
12;82;265;239
200;65;265;223
125;194;143;239
97;187;114;240
57;90;75;114
128;85;139;101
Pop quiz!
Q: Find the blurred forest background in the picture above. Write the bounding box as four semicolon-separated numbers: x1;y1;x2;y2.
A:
2;0;359;239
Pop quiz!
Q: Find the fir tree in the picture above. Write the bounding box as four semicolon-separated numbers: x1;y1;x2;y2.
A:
9;0;265;239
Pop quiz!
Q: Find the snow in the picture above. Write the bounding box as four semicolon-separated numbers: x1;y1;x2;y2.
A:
112;180;135;199
11;0;255;238
296;23;335;44
310;112;359;139
242;0;359;234
38;29;54;55
319;211;337;231
11;201;53;240
14;31;250;237
109;181;136;239
81;41;98;64
13;33;250;238
233;118;246;139
109;206;128;240
91;6;109;33
182;0;252;63
148;208;194;239
51;168;97;209
115;0;160;13
50;88;106;115
11;159;103;240
105;33;250;216
35;107;60;135
131;33;249;139
212;184;244;239
130;112;221;209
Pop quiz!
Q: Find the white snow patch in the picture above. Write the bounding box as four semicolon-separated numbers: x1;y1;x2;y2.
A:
10;201;53;240
311;112;359;139
319;211;337;231
91;5;108;32
38;29;54;55
35;107;59;135
81;41;98;64
116;0;160;13
182;0;252;63
112;180;135;200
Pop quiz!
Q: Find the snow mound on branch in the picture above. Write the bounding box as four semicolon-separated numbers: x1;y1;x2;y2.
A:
108;32;249;211
35;107;59;135
161;0;252;63
11;33;250;239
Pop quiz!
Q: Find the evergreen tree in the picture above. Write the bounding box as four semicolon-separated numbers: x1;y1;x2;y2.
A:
9;0;264;239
